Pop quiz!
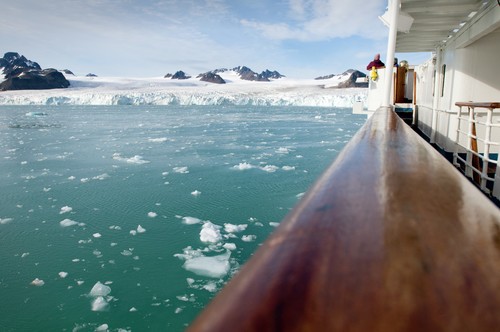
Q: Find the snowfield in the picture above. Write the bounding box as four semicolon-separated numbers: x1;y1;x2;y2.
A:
0;71;367;107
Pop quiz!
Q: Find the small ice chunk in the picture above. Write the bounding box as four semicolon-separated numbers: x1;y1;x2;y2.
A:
224;223;248;233
147;212;157;218
269;222;280;227
186;278;195;286
89;282;111;297
276;147;290;154
30;278;45;286
223;243;236;250
175;307;183;314
148;137;168;143
21;252;30;258
182;216;201;225
282;166;295;171
129;307;138;312
203;282;218;292
68;176;76;180
183;252;231;278
137;225;146;233
173;166;189;174
200;222;222;243
93;233;102;238
242;235;257;242
260;165;279;173
0;218;13;225
191;190;201;196
59;206;72;215
91;296;109;312
232;162;253;170
130;230;137;236
58;271;68;278
95;324;109;331
60;219;78;227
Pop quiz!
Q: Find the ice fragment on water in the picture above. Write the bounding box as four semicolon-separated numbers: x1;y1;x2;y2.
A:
93;233;102;238
260;165;279;173
148;137;168;143
200;222;222;243
136;225;146;233
203;282;218;292
242;235;257;242
232;162;253;170
224;223;248;233
0;218;13;225
183;251;231;278
182;216;201;225
95;324;109;331
129;307;138;312
58;271;68;278
91;296;109;312
30;278;45;286
173;166;189;174
223;243;236;251
59;206;73;214
89;281;111;297
59;219;78;227
191;190;201;196
147;212;157;218
282;165;295;171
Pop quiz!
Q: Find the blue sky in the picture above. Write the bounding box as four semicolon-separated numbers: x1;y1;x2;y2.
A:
1;0;431;78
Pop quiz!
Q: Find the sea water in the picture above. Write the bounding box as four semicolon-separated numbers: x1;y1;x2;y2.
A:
0;105;365;331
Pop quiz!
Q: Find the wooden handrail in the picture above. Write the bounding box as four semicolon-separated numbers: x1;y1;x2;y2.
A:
455;102;500;109
188;107;500;332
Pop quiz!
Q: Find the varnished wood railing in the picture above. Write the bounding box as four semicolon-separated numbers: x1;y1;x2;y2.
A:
188;107;500;332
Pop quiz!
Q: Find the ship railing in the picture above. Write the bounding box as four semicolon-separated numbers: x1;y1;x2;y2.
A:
188;106;500;331
453;102;500;198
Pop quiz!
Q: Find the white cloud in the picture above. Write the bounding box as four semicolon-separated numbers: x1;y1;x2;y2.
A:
241;0;386;41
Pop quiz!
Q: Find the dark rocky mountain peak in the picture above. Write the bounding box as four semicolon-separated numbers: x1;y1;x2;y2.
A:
198;72;226;84
0;52;69;91
171;71;191;80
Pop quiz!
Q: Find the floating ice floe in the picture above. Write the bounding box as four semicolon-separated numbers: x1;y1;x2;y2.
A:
223;243;237;251
93;233;102;238
60;218;78;227
224;223;248;233
95;324;109;332
232;162;253;170
89;281;111;297
59;206;73;214
182;216;202;225
148;137;168;143
89;282;112;312
282;166;295;171
276;147;290;154
91;296;109;312
137;225;146;233
182;251;231;278
242;235;257;242
58;271;68;278
191;190;201;196
199;222;222;243
269;222;280;227
173;166;189;174
0;218;13;225
147;212;157;218
112;153;150;164
260;165;279;173
30;278;45;286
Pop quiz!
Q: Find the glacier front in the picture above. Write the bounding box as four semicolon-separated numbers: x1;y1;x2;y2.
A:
0;74;367;108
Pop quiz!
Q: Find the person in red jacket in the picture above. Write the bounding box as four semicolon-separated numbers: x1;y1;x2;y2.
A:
366;53;385;70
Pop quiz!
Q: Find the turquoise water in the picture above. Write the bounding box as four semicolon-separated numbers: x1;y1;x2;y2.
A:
0;105;365;331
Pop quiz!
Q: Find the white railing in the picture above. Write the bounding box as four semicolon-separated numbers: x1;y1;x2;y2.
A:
453;102;500;198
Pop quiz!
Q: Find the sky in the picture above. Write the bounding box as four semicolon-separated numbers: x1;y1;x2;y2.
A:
1;0;431;78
